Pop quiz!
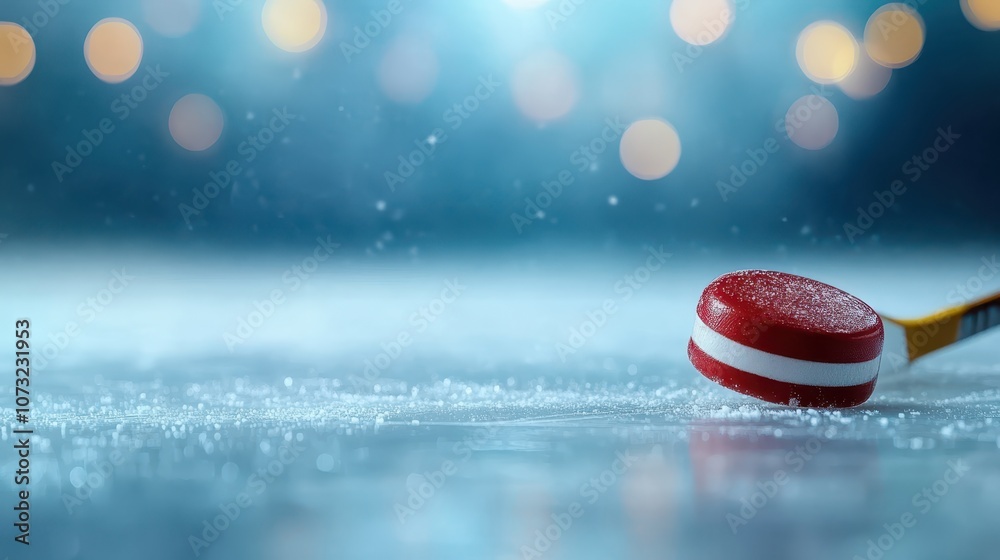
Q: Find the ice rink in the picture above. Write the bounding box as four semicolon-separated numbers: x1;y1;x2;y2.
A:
3;246;1000;559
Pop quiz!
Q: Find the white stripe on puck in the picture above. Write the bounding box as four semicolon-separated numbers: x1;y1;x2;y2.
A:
691;316;880;387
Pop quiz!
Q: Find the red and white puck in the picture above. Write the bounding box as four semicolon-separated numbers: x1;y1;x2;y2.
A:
688;270;883;408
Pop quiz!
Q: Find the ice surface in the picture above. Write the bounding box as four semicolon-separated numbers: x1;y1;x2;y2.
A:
2;247;999;560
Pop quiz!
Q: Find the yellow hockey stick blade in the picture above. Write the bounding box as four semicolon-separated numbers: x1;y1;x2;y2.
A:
879;291;1000;373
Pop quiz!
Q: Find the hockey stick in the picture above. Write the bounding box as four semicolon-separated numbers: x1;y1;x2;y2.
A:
880;291;1000;371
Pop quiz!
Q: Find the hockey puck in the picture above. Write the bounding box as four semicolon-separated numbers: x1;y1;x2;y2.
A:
688;270;884;407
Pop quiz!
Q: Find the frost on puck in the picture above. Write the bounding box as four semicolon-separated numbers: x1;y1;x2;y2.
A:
688;270;884;408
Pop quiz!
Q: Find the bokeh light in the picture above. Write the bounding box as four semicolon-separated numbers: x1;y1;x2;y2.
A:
0;23;35;86
512;50;578;122
864;4;925;69
962;0;1000;31
262;0;328;53
377;35;439;105
839;51;891;99
796;21;858;84
619;119;682;180
669;0;735;46
785;95;839;150
143;0;202;38
503;0;551;9
85;18;144;83
169;94;225;152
